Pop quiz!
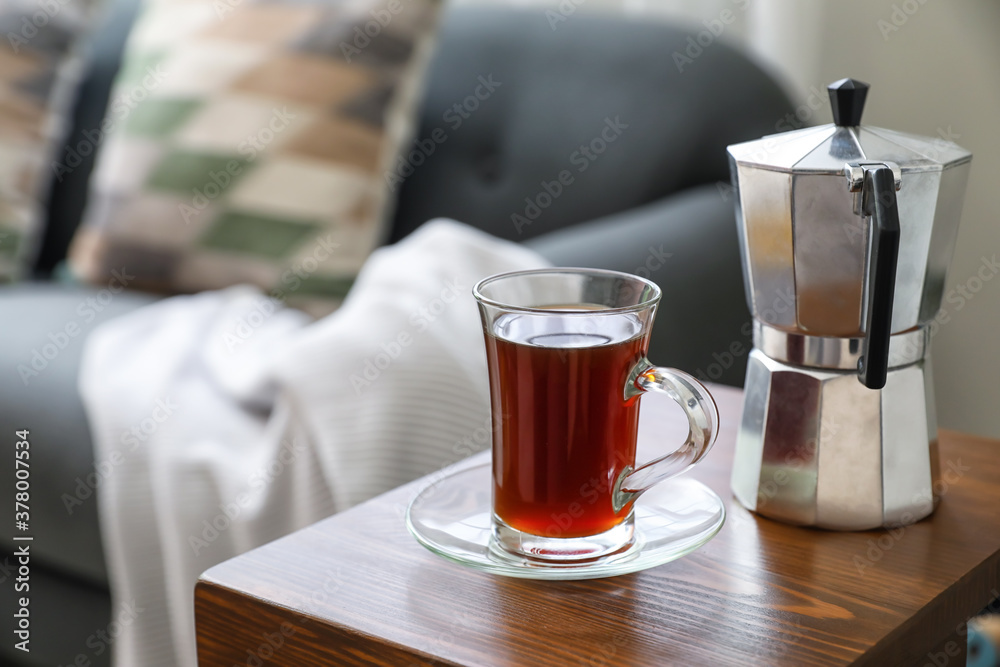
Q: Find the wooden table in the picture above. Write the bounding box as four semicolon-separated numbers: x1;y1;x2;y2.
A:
195;385;1000;666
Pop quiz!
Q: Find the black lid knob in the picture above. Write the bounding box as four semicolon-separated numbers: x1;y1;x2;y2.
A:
828;78;870;127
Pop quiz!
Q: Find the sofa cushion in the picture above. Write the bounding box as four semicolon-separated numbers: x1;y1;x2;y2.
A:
391;8;793;244
68;0;441;316
0;0;99;280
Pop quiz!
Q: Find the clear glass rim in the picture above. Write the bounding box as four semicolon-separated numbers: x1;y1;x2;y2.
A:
472;267;662;315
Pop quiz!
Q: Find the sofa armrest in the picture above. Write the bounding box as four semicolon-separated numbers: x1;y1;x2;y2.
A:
0;283;157;586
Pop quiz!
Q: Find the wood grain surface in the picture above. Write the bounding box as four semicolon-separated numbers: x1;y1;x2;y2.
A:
196;384;1000;666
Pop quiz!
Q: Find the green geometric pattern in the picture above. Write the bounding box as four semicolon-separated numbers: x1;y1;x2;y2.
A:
295;273;355;298
146;150;252;193
0;228;20;257
200;211;319;259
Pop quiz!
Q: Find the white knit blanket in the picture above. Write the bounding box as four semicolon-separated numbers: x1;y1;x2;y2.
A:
78;220;547;666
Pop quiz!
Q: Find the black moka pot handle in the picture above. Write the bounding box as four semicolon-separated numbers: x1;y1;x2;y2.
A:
858;166;900;390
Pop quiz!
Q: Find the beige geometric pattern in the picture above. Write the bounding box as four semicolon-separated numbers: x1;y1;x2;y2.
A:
70;0;442;314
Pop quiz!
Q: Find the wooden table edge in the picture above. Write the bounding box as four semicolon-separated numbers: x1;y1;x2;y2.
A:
195;577;464;667
863;548;1000;665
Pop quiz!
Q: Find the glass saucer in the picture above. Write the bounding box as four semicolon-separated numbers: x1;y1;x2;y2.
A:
405;459;725;580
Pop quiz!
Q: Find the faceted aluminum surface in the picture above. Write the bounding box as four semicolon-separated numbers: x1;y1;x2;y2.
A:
731;350;939;530
728;125;971;336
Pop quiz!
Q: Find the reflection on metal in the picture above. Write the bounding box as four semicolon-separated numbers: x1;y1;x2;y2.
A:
728;123;971;335
726;79;971;530
732;351;939;530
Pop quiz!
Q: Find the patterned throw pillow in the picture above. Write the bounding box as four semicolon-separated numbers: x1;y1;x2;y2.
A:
69;0;440;314
0;1;97;280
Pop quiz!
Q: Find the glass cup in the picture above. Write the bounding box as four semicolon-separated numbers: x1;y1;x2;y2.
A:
474;268;719;564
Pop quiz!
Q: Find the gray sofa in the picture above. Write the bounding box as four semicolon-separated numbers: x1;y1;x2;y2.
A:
0;5;792;666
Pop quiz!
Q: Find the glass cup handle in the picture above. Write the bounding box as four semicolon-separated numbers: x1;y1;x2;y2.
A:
613;360;720;513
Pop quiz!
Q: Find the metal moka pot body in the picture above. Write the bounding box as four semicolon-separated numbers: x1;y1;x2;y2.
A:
727;79;971;529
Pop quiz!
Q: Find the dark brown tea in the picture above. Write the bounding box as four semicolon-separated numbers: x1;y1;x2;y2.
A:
484;308;647;538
